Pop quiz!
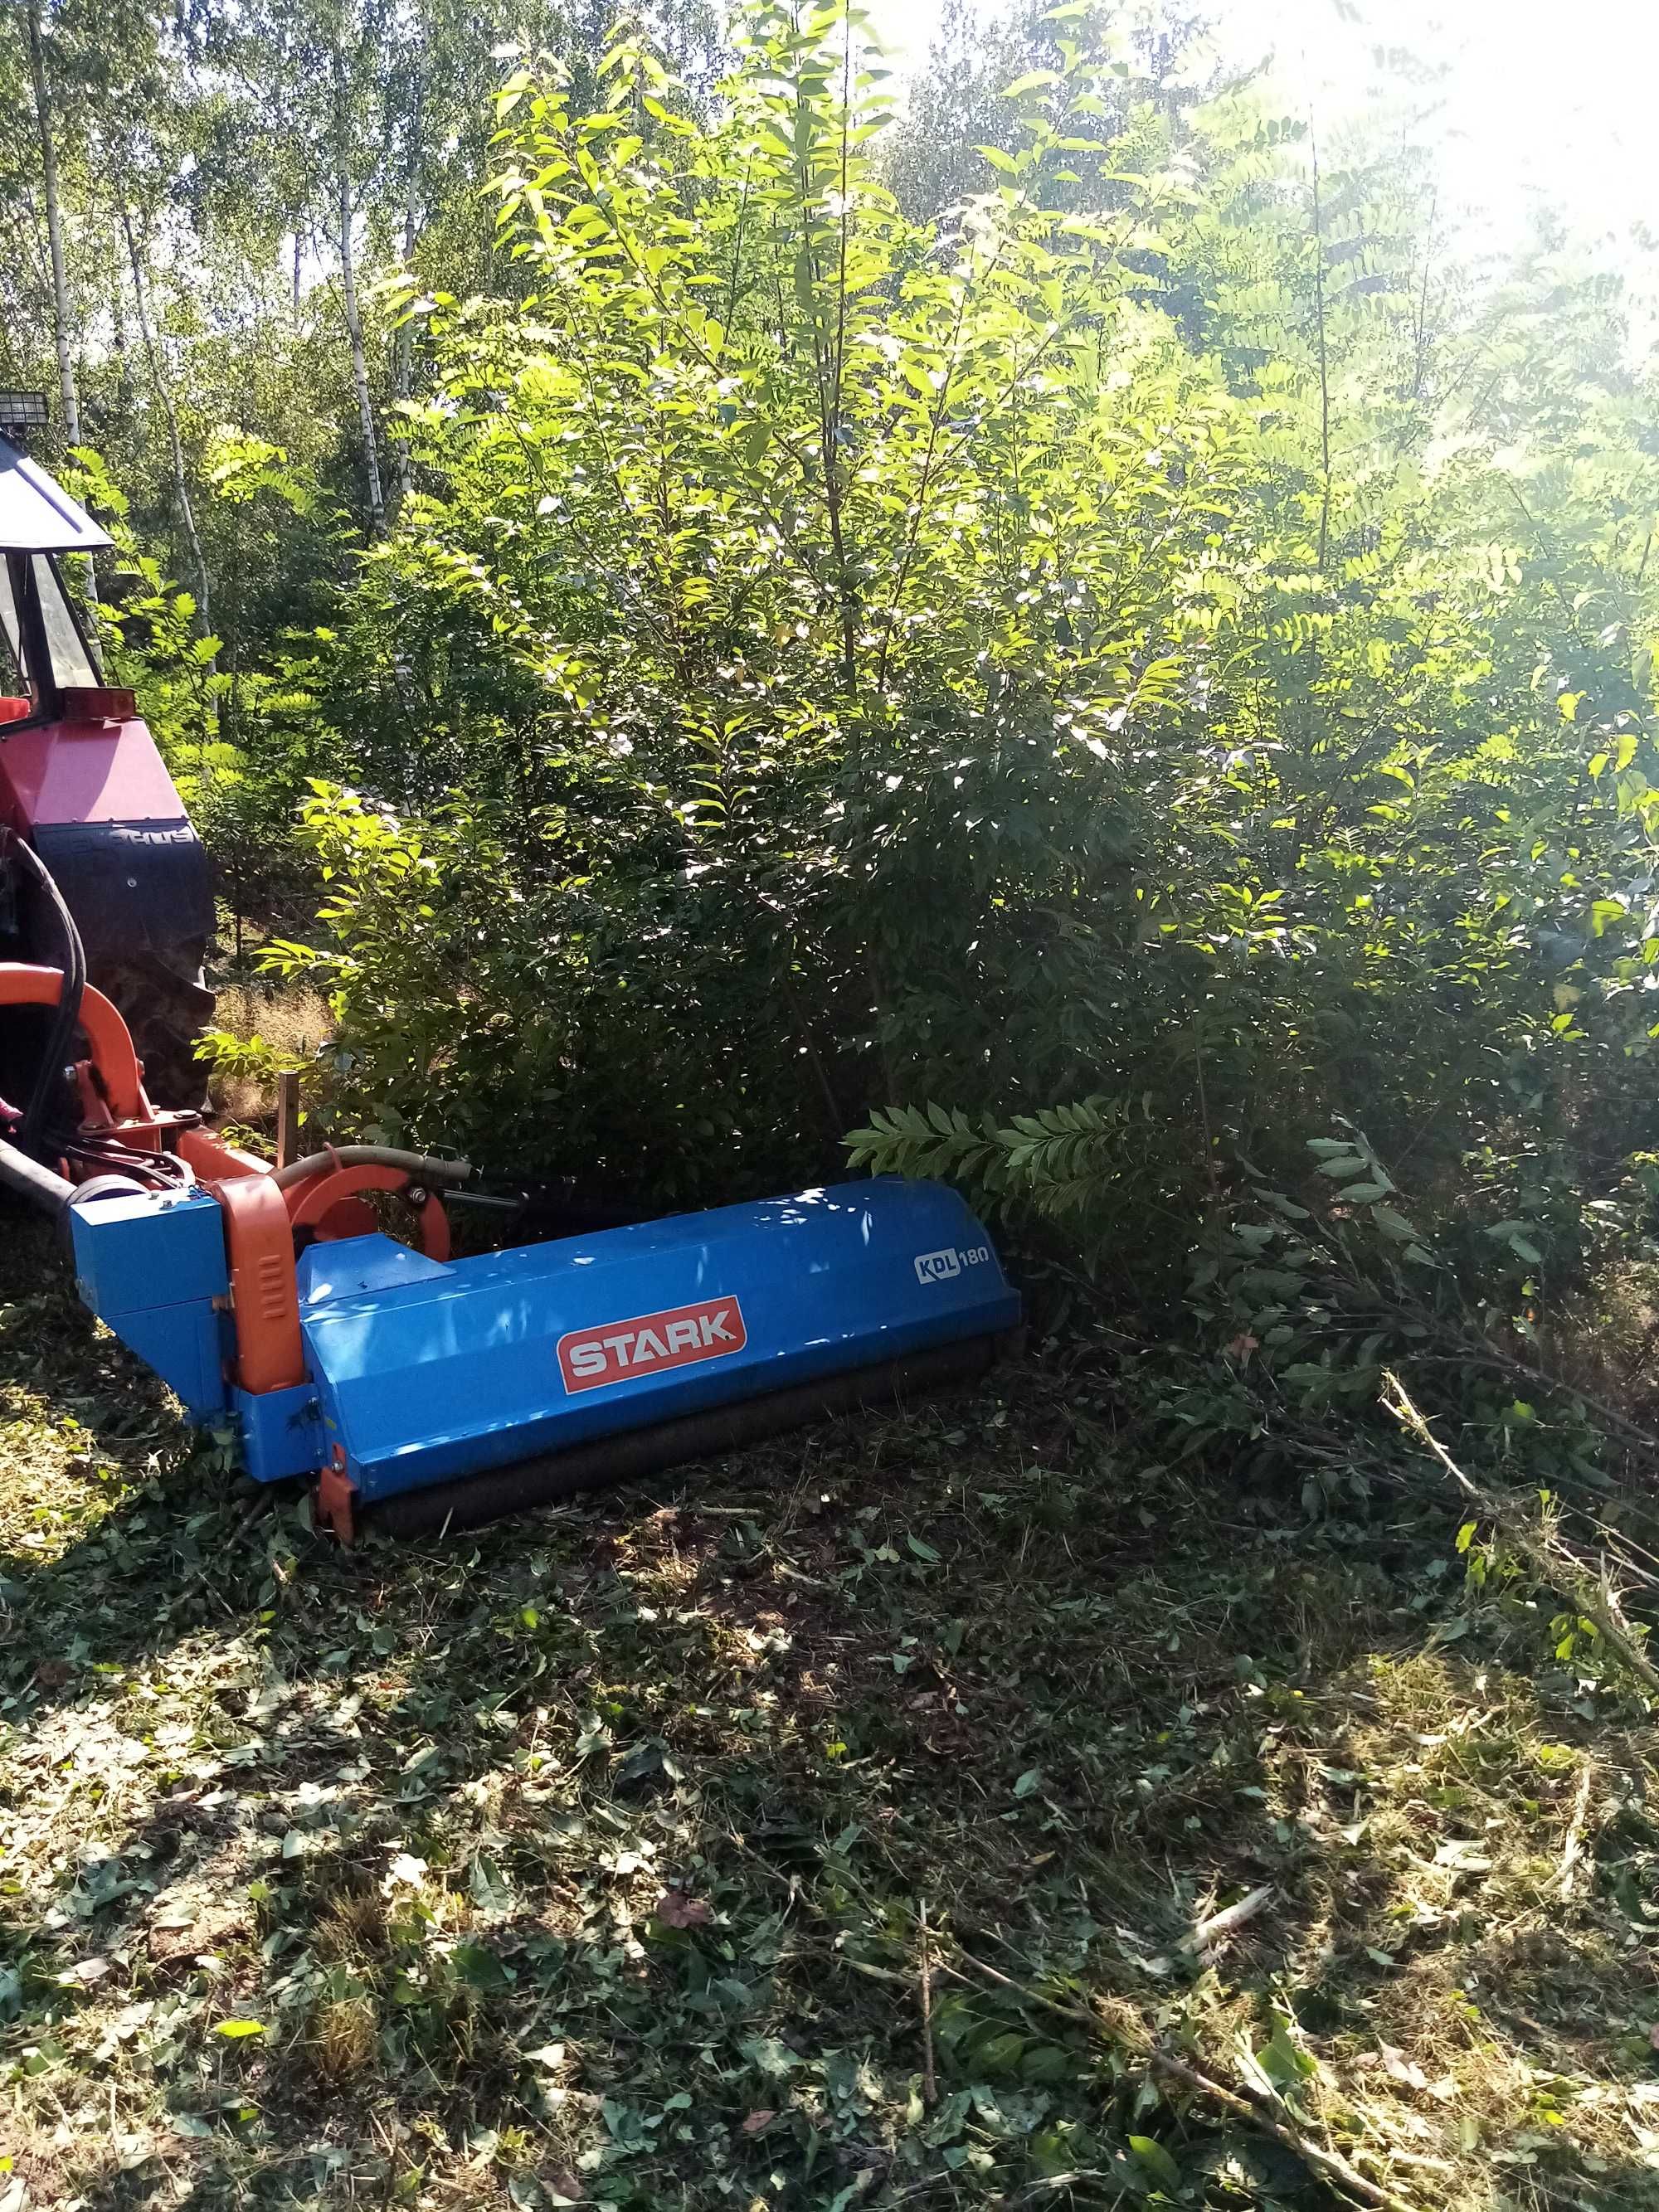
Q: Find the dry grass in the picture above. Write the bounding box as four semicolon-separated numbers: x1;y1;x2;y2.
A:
313;1884;388;1965
309;1995;379;2082
205;980;334;1125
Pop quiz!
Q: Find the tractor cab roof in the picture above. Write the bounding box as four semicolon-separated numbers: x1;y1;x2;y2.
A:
0;432;111;555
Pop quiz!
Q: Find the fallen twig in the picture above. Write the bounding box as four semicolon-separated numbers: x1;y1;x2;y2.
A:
1004;2174;1114;2205
945;1947;1414;2210
944;1943;1098;2033
839;1954;912;1989
917;1898;937;2107
1149;2049;1417;2212
1185;1882;1274;1957
1557;1762;1594;1901
168;1487;274;1612
1382;1372;1659;1696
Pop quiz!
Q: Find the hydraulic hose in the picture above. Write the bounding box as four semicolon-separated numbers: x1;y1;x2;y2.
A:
271;1145;472;1192
0;1133;73;1214
5;831;85;1151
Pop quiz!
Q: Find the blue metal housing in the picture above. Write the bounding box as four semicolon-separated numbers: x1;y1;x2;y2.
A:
68;1175;1018;1512
69;1187;229;1422
236;1379;327;1483
293;1178;1018;1509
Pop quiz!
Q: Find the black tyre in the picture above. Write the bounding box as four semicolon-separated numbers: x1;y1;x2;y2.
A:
94;949;216;1111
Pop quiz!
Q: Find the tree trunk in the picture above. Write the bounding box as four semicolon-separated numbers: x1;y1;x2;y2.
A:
121;209;213;656
390;55;426;518
333;37;386;534
111;217;133;408
24;0;79;445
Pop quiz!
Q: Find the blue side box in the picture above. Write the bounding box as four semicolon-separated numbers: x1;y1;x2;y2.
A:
70;1188;231;1422
236;1381;327;1483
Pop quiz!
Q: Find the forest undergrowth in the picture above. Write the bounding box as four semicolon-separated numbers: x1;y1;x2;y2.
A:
6;1215;1659;2212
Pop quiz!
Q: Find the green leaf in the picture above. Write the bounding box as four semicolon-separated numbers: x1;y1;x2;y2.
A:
469;1855;516;1916
975;2029;1029;2076
740;2033;800;2079
452;1942;509;1991
1128;2135;1182;2188
213;2019;265;2039
1371;1204;1418;1240
1002;68;1062;96
1255;2012;1317;2087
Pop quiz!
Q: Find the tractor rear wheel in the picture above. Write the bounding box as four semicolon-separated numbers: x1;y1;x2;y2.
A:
94;949;215;1111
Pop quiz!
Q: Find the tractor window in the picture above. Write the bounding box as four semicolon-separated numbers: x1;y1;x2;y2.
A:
32;555;100;688
0;559;23;694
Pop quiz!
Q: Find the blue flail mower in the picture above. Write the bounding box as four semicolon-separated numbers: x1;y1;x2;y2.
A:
66;1175;1021;1539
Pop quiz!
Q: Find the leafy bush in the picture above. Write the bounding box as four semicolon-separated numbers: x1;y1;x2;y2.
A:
231;3;1659;1477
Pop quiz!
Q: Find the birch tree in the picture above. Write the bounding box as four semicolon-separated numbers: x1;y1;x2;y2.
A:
331;14;385;532
22;0;80;443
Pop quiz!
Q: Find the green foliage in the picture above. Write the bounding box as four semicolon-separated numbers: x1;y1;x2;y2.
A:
22;0;1659;1494
60;449;328;945
848;1096;1156;1224
258;779;832;1196
285;3;1251;1193
212;9;1659;1491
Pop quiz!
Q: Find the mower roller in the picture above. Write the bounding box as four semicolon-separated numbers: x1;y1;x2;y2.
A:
0;410;1019;1539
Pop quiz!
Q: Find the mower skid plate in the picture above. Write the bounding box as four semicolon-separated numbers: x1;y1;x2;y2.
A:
295;1177;1019;1512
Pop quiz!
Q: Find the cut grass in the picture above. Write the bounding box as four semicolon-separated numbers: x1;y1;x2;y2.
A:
2;1209;1659;2208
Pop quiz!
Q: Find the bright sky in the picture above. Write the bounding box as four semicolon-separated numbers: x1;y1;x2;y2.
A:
870;0;1659;262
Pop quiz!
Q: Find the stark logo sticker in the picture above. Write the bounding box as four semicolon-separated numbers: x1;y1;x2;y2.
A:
557;1296;749;1393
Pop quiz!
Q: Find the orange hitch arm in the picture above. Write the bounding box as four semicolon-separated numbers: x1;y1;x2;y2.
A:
0;962;149;1121
285;1161;451;1261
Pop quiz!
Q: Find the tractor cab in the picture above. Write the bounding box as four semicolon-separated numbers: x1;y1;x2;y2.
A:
0;396;213;1101
0;415;112;724
0;543;107;726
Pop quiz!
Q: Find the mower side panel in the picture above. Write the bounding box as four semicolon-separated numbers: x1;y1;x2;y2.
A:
237;1381;328;1483
299;1179;1019;1509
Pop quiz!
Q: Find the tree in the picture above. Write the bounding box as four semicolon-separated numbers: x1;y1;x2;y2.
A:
22;0;80;441
330;4;387;530
884;0;1208;221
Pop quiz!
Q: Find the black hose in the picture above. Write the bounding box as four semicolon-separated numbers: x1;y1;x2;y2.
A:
272;1145;472;1191
5;830;85;1151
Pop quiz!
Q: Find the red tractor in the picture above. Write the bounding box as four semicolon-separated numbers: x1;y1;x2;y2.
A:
0;397;213;1115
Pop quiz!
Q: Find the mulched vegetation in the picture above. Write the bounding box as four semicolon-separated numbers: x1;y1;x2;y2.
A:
3;1212;1659;2209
